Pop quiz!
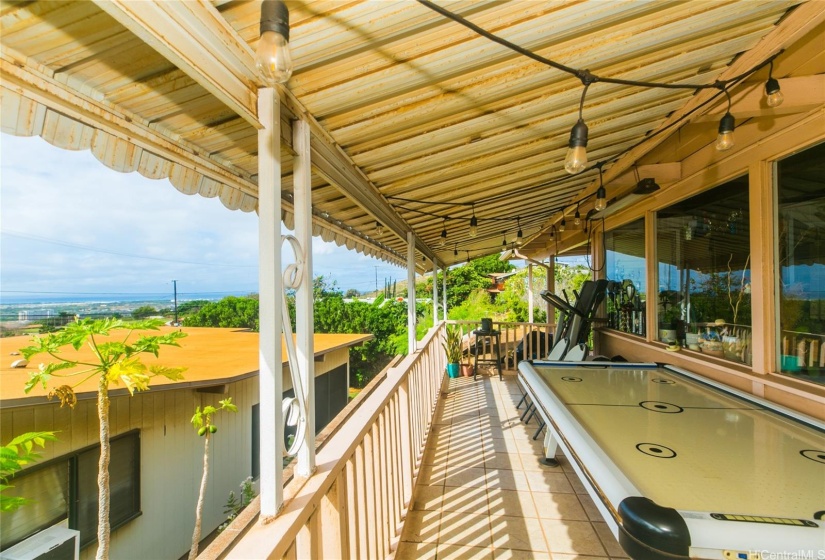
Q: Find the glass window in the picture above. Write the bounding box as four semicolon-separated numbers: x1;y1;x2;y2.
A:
0;461;69;549
604;219;646;336
1;431;141;550
777;142;825;384
656;176;751;364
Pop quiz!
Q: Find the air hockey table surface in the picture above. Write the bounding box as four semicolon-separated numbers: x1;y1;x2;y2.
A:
517;361;825;559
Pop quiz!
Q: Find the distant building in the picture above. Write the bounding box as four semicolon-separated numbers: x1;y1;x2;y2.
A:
0;328;372;560
485;271;518;302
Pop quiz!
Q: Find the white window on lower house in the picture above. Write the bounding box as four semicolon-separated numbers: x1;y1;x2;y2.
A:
0;430;141;551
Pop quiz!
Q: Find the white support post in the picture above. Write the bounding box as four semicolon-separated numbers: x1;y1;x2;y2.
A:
432;263;438;328
407;232;417;353
293;117;315;476
546;258;555;334
257;87;283;518
528;264;534;324
442;266;447;321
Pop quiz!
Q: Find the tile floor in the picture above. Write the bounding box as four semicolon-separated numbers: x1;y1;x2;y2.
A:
396;372;628;560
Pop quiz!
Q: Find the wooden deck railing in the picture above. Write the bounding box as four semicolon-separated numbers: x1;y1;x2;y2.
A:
223;323;447;559
782;330;825;369
448;320;553;371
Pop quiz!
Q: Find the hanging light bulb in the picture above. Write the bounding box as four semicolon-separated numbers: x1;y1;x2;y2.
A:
454;244;458;257
516;218;523;246
594;166;607;211
549;227;555;240
564;119;589;174
595;186;607;211
716;113;735;151
375;221;384;236
564;79;593;175
469;206;478;238
440;221;448;247
255;0;293;85
502;232;507;247
716;89;735;151
765;61;784;108
574;206;581;226
559;218;566;232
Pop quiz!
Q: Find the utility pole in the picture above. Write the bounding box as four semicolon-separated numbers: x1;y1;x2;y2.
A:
374;265;379;294
172;279;178;325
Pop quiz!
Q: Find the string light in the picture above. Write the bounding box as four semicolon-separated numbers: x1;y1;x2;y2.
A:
765;61;783;108
255;0;293;85
564;76;593;175
386;3;786;256
516;217;523;246
375;221;384;236
594;164;607;212
549;226;555;240
716;88;735;151
454;244;458;257
501;231;507;247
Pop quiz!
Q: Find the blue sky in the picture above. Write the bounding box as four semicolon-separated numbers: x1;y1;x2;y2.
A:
0;134;407;300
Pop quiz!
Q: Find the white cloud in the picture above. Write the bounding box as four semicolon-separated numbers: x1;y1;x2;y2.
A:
1;134;406;299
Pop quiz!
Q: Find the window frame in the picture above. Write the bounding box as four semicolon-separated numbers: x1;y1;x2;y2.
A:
1;430;141;551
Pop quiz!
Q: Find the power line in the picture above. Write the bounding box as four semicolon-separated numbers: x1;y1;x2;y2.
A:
1;229;256;269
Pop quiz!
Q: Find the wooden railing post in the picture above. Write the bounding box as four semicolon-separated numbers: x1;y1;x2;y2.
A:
398;376;413;509
319;474;348;559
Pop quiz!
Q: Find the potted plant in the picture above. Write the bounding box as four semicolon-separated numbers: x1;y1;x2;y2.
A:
443;325;462;378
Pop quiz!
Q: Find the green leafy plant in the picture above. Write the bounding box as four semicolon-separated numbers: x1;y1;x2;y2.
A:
443;325;462;364
1;432;57;512
219;477;257;533
21;318;186;560
189;397;238;560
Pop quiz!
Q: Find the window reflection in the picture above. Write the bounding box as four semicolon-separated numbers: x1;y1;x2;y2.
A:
605;219;646;336
656;176;751;364
777;142;825;384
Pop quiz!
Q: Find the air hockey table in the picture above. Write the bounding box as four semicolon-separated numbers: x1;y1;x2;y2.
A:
517;361;825;559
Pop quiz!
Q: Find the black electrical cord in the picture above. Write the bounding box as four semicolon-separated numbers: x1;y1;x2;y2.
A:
387;1;779;245
416;0;779;91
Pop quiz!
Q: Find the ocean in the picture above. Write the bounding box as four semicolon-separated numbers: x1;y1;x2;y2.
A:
0;292;250;322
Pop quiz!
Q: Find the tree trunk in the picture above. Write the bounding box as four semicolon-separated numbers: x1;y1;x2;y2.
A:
96;378;111;560
189;433;210;560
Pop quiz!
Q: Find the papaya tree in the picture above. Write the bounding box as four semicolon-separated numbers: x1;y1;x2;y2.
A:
189;397;237;560
21;318;186;560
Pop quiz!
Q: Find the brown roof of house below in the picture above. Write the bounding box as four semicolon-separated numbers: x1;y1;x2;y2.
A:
0;327;372;407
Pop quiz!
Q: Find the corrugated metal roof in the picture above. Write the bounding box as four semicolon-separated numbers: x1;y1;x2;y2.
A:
1;0;822;269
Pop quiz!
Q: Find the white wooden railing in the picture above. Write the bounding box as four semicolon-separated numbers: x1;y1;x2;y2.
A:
222;323;447;559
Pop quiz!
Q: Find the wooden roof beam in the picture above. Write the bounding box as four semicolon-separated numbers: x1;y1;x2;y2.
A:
93;0;261;129
692;75;825;122
605;163;682;188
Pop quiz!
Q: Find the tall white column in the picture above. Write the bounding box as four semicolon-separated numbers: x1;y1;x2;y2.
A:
432;262;438;327
442;266;448;321
546;258;556;333
528;264;534;323
407;231;417;353
257;88;283;518
293;118;315;476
